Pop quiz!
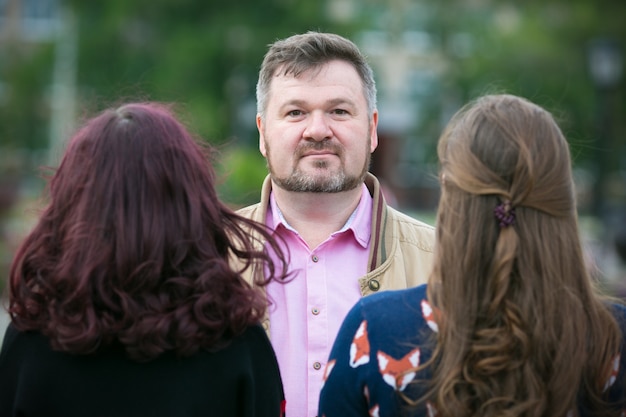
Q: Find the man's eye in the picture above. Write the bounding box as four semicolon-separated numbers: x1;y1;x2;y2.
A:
332;109;349;115
287;110;303;117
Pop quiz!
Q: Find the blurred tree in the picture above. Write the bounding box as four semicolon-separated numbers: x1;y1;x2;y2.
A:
428;0;625;178
0;44;53;152
1;0;624;209
374;0;625;215
62;0;363;205
0;0;365;204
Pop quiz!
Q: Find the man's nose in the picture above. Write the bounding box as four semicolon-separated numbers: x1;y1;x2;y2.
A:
303;111;332;141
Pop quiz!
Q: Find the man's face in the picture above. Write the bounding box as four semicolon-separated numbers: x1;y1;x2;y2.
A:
257;60;378;193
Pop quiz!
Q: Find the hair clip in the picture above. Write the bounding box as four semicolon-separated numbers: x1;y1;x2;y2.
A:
494;200;516;228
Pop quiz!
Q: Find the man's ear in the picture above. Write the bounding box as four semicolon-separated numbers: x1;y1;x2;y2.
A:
370;110;379;153
257;114;267;157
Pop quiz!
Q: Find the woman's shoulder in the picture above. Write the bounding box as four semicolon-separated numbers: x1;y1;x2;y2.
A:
359;284;430;322
352;284;436;348
606;301;626;332
1;323;51;359
320;285;433;417
235;324;275;355
609;301;626;317
361;284;428;307
608;302;626;337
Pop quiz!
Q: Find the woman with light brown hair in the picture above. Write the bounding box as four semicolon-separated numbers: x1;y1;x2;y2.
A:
319;94;626;417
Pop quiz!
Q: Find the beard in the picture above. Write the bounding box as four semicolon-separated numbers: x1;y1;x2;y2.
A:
266;139;371;193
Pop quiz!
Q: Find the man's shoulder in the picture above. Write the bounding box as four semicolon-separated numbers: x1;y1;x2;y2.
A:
387;206;435;232
236;202;262;219
385;206;435;255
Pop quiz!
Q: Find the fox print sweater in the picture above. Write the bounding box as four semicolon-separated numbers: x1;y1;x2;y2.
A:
318;284;626;417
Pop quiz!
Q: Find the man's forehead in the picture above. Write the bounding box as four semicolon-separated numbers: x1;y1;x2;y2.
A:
265;61;368;109
272;62;326;81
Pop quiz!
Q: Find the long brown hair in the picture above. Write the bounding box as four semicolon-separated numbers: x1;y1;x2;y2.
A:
9;102;288;361
425;94;622;416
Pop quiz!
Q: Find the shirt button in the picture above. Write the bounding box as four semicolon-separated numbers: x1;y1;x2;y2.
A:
311;307;320;315
368;279;381;291
312;254;319;262
313;362;322;370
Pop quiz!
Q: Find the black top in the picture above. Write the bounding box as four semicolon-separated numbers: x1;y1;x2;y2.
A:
0;323;285;417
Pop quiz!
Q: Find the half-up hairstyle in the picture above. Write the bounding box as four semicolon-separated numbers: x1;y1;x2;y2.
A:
9;102;289;361
425;94;622;416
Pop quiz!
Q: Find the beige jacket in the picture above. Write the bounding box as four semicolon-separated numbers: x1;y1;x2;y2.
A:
236;173;435;297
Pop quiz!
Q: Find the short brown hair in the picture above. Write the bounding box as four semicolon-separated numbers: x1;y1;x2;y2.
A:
256;31;377;119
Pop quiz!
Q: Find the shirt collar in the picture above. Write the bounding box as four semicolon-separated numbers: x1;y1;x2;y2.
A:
267;184;372;248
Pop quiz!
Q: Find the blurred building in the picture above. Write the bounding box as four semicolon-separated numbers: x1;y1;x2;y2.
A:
0;0;60;42
0;0;74;166
326;0;455;214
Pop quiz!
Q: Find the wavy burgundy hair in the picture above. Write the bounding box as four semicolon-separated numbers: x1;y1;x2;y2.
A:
9;102;288;361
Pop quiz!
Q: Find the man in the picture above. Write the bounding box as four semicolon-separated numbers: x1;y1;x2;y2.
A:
237;31;435;417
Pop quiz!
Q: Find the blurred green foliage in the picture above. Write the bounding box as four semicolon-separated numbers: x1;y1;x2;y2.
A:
432;0;625;168
67;0;362;139
216;145;269;208
1;0;626;296
0;43;54;151
0;0;625;206
53;1;361;203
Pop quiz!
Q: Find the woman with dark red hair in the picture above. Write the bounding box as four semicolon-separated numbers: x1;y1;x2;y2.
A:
0;102;288;417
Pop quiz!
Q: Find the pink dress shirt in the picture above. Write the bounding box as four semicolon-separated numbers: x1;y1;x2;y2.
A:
265;184;372;417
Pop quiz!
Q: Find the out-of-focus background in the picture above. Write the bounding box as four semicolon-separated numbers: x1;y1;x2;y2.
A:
0;0;625;335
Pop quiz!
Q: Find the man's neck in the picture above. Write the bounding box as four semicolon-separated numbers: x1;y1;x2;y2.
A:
272;183;364;249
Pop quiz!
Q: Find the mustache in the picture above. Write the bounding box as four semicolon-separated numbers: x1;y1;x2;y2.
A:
295;141;342;157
